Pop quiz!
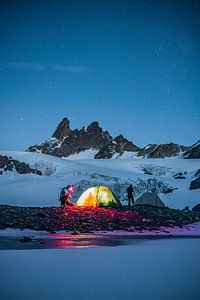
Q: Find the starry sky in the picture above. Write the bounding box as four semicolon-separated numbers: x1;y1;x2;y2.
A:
1;0;200;150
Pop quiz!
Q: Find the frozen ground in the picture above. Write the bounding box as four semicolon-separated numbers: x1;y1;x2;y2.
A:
0;226;200;250
1;225;200;240
0;151;199;209
0;239;200;300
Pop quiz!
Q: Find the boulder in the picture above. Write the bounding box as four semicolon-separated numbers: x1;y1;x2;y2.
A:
173;172;186;179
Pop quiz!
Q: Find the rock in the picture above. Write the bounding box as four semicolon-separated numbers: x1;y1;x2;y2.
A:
195;169;200;177
138;144;157;157
190;176;200;190
0;155;42;175
36;212;46;218
173;172;186;179
95;144;114;159
19;236;33;243
52;117;71;140
95;134;140;159
142;168;153;175
184;140;200;159
163;188;174;194
139;143;188;158
0;205;200;232
0;155;13;171
114;135;140;152
192;204;200;212
71;230;79;235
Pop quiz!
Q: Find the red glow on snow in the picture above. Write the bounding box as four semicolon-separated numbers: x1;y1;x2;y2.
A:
62;206;140;224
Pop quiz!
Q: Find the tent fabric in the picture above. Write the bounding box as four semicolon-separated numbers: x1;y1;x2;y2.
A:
135;192;165;208
76;186;121;208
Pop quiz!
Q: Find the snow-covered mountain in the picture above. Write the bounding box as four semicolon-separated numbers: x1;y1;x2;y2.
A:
28;118;114;158
27;117;192;159
0;151;199;210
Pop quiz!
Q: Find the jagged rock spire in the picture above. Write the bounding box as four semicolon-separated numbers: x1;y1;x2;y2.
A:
52;117;71;140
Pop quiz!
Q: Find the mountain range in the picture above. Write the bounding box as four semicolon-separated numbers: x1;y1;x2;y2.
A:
27;117;200;159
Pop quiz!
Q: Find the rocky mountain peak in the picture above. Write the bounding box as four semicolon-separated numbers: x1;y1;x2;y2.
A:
183;140;200;159
27;117;113;157
52;117;71;140
27;117;196;159
138;143;189;158
114;134;125;143
87;121;100;132
95;134;140;159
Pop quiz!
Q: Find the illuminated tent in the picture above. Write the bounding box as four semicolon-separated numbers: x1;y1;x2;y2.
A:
76;186;121;208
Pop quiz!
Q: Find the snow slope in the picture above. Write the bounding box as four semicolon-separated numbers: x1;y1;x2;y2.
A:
0;151;199;209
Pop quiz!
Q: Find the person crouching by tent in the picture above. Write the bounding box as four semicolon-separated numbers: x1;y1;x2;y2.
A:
127;184;135;206
59;185;74;207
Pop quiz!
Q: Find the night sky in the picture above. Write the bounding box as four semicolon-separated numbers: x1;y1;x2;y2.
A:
1;0;200;150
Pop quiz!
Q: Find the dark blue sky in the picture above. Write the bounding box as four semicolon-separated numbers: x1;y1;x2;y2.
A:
1;0;200;150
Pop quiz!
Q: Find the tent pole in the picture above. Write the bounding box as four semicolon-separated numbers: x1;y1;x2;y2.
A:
96;186;99;208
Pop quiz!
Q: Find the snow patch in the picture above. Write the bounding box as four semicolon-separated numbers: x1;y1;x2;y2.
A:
66;149;98;160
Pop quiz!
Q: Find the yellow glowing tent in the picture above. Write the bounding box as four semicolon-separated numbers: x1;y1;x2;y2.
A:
76;186;121;208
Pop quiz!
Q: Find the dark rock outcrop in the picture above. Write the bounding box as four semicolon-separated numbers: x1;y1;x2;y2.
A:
190;176;200;190
138;144;157;157
173;172;186;179
139;143;188;158
195;169;200;177
183;140;200;159
95;134;140;159
0;155;42;175
138;143;189;158
52;117;71;140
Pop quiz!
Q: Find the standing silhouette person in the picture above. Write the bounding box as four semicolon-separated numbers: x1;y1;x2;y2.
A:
127;184;135;206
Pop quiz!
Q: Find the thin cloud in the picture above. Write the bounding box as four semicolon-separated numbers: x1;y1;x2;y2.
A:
0;62;93;74
0;62;44;71
52;64;93;74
